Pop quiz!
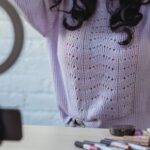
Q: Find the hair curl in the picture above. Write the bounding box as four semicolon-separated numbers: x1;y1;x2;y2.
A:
50;0;150;45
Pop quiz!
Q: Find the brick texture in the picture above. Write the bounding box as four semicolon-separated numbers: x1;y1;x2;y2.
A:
0;6;63;125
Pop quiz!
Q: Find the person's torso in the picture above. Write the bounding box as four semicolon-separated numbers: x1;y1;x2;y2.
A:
51;0;150;124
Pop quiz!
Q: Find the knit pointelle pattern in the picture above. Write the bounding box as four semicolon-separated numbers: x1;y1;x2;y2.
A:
58;0;139;123
13;0;150;128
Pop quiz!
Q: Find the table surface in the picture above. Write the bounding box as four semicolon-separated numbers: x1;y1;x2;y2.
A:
1;125;111;150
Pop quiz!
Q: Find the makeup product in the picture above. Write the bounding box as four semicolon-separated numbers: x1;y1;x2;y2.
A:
84;140;125;150
143;129;150;136
100;139;131;150
75;141;100;150
95;143;124;150
128;143;150;150
109;125;135;136
108;136;150;146
103;139;150;150
135;129;143;136
147;128;150;134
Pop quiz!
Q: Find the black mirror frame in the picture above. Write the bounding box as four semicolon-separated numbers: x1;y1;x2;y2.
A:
0;0;24;74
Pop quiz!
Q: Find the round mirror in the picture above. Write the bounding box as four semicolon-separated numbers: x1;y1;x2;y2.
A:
0;0;24;74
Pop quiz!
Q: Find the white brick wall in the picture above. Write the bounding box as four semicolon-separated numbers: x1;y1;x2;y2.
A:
0;6;63;126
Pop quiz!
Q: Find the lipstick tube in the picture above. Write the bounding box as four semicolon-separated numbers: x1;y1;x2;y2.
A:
100;139;131;150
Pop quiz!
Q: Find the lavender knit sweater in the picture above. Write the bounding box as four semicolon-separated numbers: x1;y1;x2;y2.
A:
12;0;150;129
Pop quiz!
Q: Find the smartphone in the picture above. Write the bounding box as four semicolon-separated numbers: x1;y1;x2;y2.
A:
0;109;22;141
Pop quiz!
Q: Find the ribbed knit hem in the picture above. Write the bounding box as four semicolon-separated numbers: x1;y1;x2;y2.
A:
62;111;150;129
101;111;150;129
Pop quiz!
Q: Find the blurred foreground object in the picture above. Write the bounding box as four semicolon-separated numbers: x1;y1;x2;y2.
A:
0;109;22;141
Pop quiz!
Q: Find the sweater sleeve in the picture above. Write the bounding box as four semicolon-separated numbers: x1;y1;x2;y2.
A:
10;0;57;37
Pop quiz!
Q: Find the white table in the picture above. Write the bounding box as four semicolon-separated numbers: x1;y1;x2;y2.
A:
1;125;111;150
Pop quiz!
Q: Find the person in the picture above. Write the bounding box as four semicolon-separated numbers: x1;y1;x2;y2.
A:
11;0;150;129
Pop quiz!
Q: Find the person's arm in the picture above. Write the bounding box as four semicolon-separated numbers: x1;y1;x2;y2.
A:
10;0;55;37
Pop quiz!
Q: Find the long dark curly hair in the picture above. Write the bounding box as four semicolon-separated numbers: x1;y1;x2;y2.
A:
50;0;150;45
